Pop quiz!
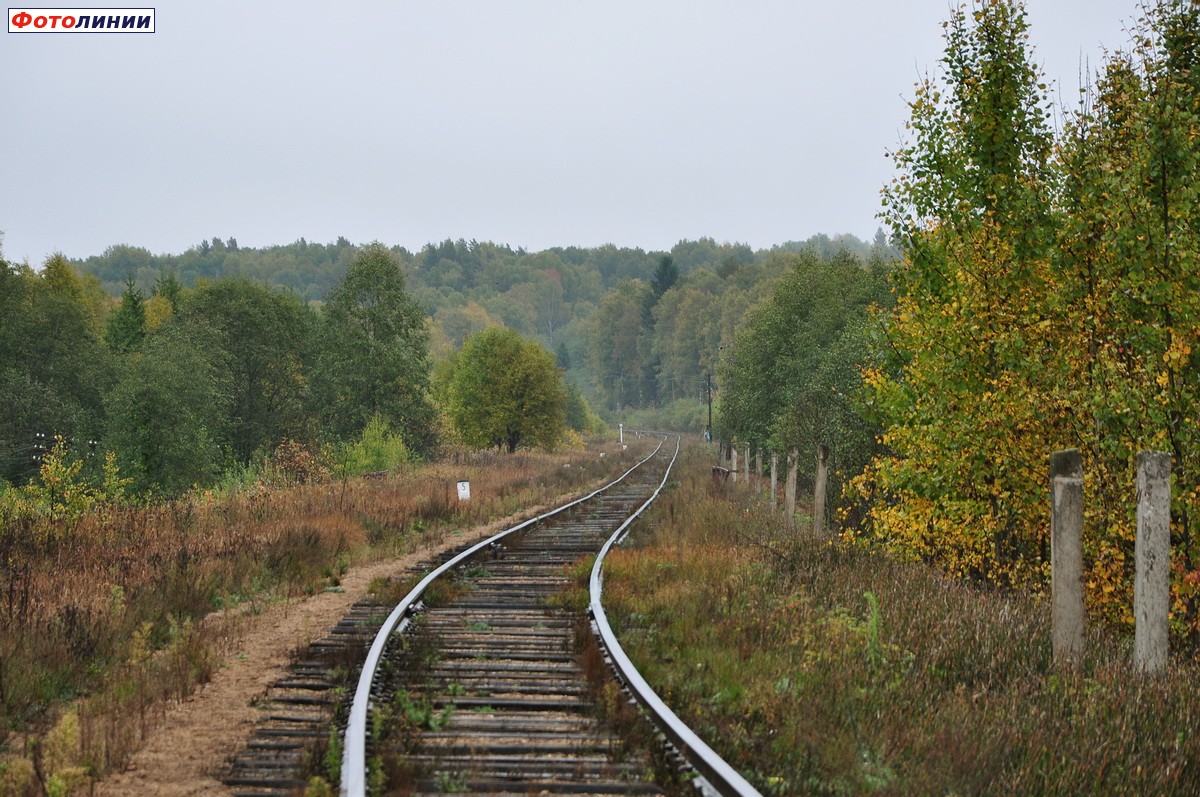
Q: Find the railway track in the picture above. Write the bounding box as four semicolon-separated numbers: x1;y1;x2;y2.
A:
218;439;758;792
327;435;759;796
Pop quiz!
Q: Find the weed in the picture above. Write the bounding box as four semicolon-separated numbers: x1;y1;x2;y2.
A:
547;555;594;612
394;690;454;731
367;575;419;606
423;578;468;607
0;758;35;794
366;754;384;794
304;776;335;797
323;725;342;784
435;770;467;793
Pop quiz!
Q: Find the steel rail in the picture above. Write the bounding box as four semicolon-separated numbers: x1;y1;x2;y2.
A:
590;434;764;797
341;438;667;796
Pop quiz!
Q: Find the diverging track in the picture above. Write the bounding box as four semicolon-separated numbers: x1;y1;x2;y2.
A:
341;436;760;796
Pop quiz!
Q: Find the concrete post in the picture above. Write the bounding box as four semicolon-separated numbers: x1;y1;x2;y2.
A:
770;451;778;510
1050;449;1085;666
731;446;738;484
618;423;623;444
744;444;750;489
755;449;763;494
1135;451;1171;674
813;444;829;536
785;448;798;531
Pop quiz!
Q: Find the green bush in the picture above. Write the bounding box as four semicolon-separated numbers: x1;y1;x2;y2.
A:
336;414;411;476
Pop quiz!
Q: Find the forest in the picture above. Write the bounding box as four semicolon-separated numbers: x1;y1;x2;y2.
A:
0;227;893;508
67;229;895;414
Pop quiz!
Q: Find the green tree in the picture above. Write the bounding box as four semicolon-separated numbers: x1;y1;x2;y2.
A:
563;378;602;434
337;413;411;476
446;327;566;452
311;243;436;453
528;258;571;338
650;284;721;402
153;269;183;311
105;275;147;354
433;301;498;349
0;255;112;483
180;278;315;463
103;322;231;495
585;280;651;410
1048;0;1200;628
0;369;81;485
718;251;887;498
853;0;1064;588
632;255;680;404
670;237;755;274
852;0;1200;640
644;255;679;323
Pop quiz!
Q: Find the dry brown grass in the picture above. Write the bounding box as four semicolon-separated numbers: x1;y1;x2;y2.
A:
605;442;1200;796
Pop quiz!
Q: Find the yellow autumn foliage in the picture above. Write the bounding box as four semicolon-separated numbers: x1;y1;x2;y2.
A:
853;1;1200;639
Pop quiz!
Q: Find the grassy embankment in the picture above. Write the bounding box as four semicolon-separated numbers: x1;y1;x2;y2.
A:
603;443;1200;795
0;443;639;795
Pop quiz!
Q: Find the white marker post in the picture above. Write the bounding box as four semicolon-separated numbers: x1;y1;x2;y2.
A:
1135;451;1171;674
456;480;471;501
1050;449;1084;666
619;423;624;444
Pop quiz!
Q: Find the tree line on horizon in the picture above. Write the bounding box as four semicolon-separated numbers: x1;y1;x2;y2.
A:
1;230;891;503
0;243;604;502
67;232;897;416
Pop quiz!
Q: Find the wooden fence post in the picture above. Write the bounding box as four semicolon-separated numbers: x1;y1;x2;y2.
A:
731;445;738;484
744;444;750;489
1050;449;1085;666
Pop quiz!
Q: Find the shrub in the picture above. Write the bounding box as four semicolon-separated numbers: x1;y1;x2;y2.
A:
336;414;411;476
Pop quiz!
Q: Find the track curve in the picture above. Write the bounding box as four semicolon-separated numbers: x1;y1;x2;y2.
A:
340;435;758;796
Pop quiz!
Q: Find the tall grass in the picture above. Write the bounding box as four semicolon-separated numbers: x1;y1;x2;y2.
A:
604;443;1200;795
0;443;635;794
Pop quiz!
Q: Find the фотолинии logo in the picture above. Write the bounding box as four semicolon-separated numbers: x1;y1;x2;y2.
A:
8;7;155;32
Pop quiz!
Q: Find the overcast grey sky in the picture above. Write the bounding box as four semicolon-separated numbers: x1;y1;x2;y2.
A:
1;1;1139;265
